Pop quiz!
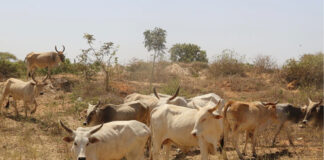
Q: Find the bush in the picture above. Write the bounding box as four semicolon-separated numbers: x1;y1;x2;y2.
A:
281;53;323;89
209;49;246;77
0;52;26;80
253;55;277;73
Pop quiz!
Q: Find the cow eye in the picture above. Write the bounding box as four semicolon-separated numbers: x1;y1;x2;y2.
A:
74;142;77;146
86;143;89;146
201;118;206;122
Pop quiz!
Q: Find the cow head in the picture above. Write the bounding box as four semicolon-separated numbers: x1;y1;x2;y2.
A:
83;101;101;126
153;86;180;106
302;98;323;125
31;74;49;95
191;100;223;137
55;45;66;62
60;120;103;160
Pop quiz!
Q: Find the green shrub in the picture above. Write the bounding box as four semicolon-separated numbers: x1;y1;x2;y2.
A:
0;52;26;80
253;55;277;73
281;53;323;89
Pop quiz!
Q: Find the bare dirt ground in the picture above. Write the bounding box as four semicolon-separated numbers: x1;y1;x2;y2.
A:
0;73;323;160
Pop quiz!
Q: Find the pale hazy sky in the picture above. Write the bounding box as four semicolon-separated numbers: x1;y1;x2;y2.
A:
0;0;322;65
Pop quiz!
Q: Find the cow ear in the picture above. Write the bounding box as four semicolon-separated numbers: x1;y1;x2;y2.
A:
63;136;74;143
89;137;100;144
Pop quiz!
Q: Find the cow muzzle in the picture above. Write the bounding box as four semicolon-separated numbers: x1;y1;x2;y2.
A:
83;122;87;126
78;157;86;160
191;130;198;137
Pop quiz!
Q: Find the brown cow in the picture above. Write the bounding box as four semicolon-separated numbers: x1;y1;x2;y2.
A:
83;100;149;126
25;45;65;78
223;100;278;159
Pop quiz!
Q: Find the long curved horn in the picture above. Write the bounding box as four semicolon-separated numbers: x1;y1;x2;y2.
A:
153;87;160;99
208;101;221;113
59;120;73;134
55;45;59;52
168;86;180;101
31;74;39;84
62;45;65;53
95;101;101;109
89;123;104;135
42;74;49;82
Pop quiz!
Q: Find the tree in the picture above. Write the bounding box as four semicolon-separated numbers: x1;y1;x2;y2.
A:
143;27;167;88
169;43;208;63
78;33;118;91
0;52;24;79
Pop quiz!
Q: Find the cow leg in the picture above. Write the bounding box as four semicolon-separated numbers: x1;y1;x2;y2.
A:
31;99;37;114
23;102;29;118
12;100;19;117
232;131;244;160
284;125;294;146
127;140;146;160
198;138;209;160
151;137;163;160
242;131;249;156
162;142;171;160
47;67;51;79
272;122;284;146
251;130;257;158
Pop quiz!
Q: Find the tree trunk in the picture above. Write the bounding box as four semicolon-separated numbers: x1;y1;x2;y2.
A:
102;65;110;92
149;52;157;91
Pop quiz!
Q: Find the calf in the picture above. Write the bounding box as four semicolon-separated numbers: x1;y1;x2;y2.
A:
150;101;226;160
223;100;278;159
302;98;323;128
60;120;150;160
0;75;48;117
83;100;149;126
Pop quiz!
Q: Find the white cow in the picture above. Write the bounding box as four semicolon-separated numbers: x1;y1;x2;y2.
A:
150;101;226;160
60;120;150;160
187;93;225;112
0;74;48;117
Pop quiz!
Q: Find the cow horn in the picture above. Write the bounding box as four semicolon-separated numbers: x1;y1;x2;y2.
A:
208;100;221;113
31;73;39;84
55;45;59;52
153;87;160;99
168;86;180;101
89;123;104;135
308;97;313;104
59;120;74;134
318;99;323;105
62;45;65;53
42;74;49;82
95;101;101;109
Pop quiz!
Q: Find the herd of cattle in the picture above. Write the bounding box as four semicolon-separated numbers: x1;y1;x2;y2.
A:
0;47;323;160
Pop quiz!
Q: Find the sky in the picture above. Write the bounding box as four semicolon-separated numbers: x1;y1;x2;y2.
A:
0;0;322;65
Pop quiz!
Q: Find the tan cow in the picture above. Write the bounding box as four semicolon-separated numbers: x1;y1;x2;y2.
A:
25;45;65;78
0;75;48;117
223;100;278;159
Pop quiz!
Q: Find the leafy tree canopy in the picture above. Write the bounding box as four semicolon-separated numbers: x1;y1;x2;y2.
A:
169;43;208;63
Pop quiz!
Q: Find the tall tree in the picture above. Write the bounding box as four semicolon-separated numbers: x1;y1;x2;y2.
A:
143;27;167;88
78;33;118;91
169;43;208;63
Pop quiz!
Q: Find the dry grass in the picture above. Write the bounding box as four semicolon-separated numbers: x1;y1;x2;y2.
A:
0;61;323;160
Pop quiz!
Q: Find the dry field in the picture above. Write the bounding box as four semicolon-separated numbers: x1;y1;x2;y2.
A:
0;69;323;160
